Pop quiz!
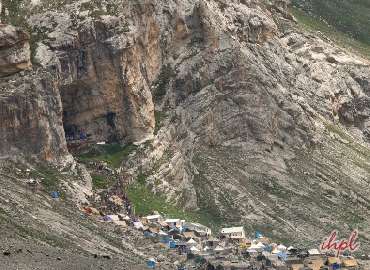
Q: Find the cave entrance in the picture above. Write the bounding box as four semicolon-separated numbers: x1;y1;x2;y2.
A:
59;81;119;151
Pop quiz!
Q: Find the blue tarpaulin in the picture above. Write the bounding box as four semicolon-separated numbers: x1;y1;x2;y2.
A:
333;263;341;270
160;236;170;244
147;259;156;269
277;252;288;261
255;231;263;239
144;231;154;238
51;191;60;199
169;240;177;249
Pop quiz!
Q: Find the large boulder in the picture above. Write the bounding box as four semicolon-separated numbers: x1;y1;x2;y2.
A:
0;24;31;77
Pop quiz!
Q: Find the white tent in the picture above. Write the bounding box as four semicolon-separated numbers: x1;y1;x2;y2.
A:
134;222;144;230
308;249;321;256
250;242;264;251
247;248;258;253
107;215;120;222
215;246;225;252
277;244;287;251
187;238;197;246
190;246;200;253
287;246;295;251
158;230;168;236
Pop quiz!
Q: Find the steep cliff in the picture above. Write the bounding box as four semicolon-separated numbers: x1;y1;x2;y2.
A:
0;0;370;255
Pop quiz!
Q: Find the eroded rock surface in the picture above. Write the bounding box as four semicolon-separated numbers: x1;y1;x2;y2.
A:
0;24;31;77
0;0;370;254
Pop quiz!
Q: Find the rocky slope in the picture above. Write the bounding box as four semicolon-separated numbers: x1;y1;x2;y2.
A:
0;0;370;263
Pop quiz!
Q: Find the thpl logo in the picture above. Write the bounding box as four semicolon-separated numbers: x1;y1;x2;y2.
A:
320;230;360;257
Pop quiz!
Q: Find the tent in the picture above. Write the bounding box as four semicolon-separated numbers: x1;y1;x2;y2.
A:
247;248;258;254
169;240;177;249
277;244;287;251
215;246;225;252
134;222;144;230
102;215;113;222
190;246;200;253
107;215;120;222
277;252;288;261
147;258;156;269
255;231;264;239
327;257;342;266
342;258;358;268
158;230;168;236
250;242;264;252
187;239;197;246
308;249;321;256
51;191;60;199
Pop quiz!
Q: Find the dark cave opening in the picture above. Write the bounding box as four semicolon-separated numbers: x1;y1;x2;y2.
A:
59;81;121;149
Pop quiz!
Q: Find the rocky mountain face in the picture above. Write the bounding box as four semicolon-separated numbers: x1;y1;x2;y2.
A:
1;0;370;258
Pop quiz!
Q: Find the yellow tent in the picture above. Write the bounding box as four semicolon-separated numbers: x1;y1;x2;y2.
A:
327;257;341;266
342;258;358;268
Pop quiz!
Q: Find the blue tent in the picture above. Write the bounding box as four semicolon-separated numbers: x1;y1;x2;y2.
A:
255;231;263;239
160;235;171;244
277;252;288;261
332;263;341;270
144;231;154;238
147;259;156;269
169;240;177;249
51;191;60;199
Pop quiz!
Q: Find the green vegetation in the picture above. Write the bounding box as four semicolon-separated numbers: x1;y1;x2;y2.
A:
292;0;370;45
127;176;223;231
78;143;138;168
30;165;62;193
1;0;28;27
291;4;370;59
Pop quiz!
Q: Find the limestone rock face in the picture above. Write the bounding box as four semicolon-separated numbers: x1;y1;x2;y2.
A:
0;24;31;77
29;4;159;144
0;72;68;161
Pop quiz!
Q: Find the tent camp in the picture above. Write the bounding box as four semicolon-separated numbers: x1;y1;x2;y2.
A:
184;222;212;236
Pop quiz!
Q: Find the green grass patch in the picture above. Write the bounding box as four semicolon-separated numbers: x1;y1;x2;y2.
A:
30;165;62;193
291;7;370;59
127;179;222;231
77;143;138;168
292;0;370;46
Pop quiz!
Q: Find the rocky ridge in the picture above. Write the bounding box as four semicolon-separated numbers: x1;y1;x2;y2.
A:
0;0;369;263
